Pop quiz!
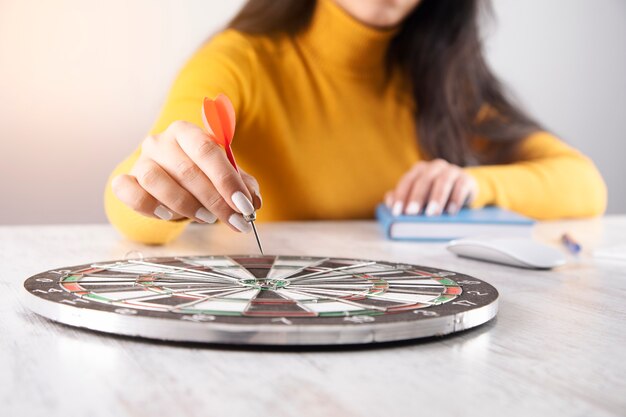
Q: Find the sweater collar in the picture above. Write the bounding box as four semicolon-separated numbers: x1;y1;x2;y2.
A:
298;0;398;75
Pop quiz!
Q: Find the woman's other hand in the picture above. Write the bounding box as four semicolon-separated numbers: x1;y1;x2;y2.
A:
384;159;478;216
111;121;262;233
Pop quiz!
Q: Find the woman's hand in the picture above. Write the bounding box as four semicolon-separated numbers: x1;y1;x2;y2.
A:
385;159;477;216
111;120;262;233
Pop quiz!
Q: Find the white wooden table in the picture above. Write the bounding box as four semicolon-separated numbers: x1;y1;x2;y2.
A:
1;218;625;417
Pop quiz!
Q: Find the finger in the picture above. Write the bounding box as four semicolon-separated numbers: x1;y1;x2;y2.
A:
425;167;461;216
448;176;473;215
390;164;425;216
148;139;225;224
405;160;448;215
111;174;170;220
448;174;478;214
240;169;262;210
384;191;393;208
170;121;255;217
131;159;205;222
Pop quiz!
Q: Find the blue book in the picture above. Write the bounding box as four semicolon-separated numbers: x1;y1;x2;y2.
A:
376;204;535;242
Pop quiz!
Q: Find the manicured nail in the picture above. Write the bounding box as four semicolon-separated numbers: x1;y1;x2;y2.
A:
154;205;173;220
231;191;255;216
425;201;440;217
405;202;420;215
229;213;252;233
195;207;216;224
447;203;459;215
392;201;404;216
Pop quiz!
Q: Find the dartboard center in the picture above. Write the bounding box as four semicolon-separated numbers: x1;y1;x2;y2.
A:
240;278;290;290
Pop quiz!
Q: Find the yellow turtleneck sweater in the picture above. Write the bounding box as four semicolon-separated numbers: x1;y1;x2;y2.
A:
105;0;607;244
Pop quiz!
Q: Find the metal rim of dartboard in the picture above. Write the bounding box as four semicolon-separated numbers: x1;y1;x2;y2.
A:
22;255;499;345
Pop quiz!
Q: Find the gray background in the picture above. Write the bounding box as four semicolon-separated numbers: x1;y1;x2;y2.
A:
1;0;624;225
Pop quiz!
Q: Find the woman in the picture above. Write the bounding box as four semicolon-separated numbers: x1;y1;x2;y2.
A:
106;0;607;244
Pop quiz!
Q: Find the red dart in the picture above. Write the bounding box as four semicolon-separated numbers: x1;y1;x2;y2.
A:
201;94;264;255
202;94;238;171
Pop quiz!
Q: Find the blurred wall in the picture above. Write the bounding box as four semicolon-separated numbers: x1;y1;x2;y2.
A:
1;0;624;225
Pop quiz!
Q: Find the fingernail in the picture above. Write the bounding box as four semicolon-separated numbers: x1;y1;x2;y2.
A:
405;202;420;215
447;203;458;215
229;213;252;233
154;205;173;221
392;201;404;216
425;201;440;217
385;194;393;208
231;191;255;216
195;207;216;224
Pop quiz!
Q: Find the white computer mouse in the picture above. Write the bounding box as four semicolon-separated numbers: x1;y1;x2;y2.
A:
446;237;567;269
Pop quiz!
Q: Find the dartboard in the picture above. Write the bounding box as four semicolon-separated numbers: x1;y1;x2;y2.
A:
23;255;498;345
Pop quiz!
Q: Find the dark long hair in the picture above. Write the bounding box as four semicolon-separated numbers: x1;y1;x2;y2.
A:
228;0;539;165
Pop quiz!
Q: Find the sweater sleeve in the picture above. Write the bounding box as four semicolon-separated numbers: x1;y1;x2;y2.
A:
104;30;256;244
465;131;607;220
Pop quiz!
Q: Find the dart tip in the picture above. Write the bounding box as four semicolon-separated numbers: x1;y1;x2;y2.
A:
250;221;264;256
256;239;264;255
